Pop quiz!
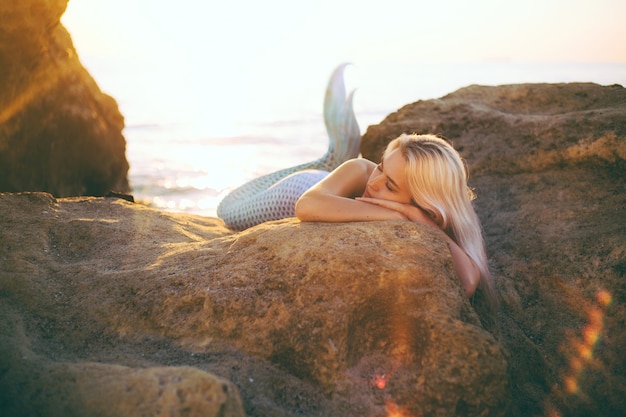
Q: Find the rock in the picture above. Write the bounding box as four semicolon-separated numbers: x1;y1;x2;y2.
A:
361;82;626;417
0;192;507;417
361;83;625;177
1;306;245;417
0;0;129;196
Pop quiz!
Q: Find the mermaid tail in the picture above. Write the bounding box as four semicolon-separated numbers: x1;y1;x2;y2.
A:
217;64;361;230
323;63;361;168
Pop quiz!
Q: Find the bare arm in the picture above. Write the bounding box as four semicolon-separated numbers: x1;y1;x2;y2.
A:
355;197;481;296
448;239;481;296
296;159;481;296
295;159;406;222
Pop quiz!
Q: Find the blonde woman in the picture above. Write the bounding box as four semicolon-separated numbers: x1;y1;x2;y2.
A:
295;134;495;300
216;67;494;301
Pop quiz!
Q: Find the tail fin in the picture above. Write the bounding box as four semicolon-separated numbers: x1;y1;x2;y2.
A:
217;64;361;221
321;63;361;169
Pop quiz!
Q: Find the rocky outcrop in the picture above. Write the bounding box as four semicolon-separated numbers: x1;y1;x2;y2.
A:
361;82;626;417
0;192;507;417
1;50;624;415
361;83;625;177
0;0;129;196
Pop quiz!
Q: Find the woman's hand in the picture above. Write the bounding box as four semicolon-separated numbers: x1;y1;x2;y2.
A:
355;197;440;229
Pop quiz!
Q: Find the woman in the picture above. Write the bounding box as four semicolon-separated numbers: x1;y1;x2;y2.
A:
295;133;494;299
217;66;494;301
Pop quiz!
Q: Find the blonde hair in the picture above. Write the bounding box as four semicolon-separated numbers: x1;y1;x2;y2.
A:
384;134;496;303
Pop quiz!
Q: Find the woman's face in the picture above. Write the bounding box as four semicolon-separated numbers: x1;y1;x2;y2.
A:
362;149;413;204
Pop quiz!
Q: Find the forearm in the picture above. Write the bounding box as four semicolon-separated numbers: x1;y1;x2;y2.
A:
295;194;406;222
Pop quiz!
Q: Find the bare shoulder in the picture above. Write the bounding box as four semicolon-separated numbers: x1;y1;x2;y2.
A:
312;158;376;198
336;158;376;175
329;158;377;187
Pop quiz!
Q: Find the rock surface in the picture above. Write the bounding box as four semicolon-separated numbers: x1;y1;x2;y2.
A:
1;5;624;412
361;82;626;417
0;192;507;417
0;0;129;196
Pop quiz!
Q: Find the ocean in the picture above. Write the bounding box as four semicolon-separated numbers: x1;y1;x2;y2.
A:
86;61;626;218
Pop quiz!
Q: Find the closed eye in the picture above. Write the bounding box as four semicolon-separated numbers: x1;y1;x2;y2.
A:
377;163;395;192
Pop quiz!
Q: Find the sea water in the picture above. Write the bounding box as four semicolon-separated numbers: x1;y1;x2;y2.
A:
85;61;626;217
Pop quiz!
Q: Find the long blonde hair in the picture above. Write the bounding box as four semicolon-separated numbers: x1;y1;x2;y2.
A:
384;134;496;304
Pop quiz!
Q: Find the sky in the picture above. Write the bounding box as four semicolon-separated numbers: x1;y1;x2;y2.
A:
63;0;626;63
61;0;626;134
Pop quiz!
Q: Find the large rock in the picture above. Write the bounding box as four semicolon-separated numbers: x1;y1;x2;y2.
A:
3;82;623;417
0;0;129;196
361;82;626;417
0;192;507;417
361;83;625;177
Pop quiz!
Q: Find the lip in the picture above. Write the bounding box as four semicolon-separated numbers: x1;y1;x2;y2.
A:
362;188;371;198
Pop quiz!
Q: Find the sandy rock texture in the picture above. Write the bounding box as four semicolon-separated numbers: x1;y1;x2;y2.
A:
361;82;626;417
0;0;129;196
0;192;507;417
1;1;624;413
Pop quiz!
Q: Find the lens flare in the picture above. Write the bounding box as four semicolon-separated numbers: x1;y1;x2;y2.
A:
562;288;612;395
596;289;612;307
372;373;389;390
384;399;422;417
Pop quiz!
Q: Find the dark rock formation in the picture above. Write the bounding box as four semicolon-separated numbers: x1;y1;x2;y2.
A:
0;192;507;417
0;0;129;196
361;82;626;417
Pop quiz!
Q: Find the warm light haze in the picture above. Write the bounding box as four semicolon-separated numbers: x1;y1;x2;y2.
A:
61;0;626;216
62;0;626;134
